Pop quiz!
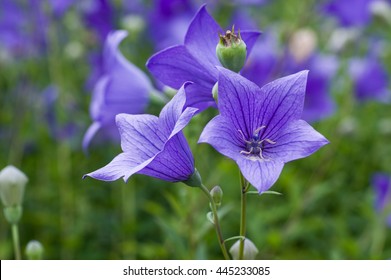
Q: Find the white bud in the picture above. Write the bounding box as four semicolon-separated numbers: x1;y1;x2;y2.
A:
229;238;259;260
0;165;28;207
25;240;44;260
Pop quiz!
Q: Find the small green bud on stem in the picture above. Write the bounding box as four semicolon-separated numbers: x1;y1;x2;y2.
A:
210;185;223;207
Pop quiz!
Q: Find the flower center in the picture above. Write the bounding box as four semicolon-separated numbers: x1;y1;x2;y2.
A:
238;126;276;161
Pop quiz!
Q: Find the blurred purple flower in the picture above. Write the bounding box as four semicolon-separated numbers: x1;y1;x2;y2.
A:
147;4;260;110
148;0;196;51
0;0;47;57
199;68;329;192
284;54;338;122
241;32;280;88
41;85;79;141
83;30;153;151
349;56;390;102
372;173;391;226
84;83;198;183
322;0;375;27
83;0;114;43
49;0;76;16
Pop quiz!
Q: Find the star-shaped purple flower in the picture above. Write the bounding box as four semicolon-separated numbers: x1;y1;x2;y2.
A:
84;83;198;183
372;173;391;226
199;68;329;192
146;4;260;110
83;30;153;151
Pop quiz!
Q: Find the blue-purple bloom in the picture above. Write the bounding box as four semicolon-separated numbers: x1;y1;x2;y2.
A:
322;0;375;27
84;83;198;183
372;173;391;226
83;30;153;150
349;56;390;102
147;4;260;110
148;0;196;51
284;54;338;122
0;0;47;57
199;68;329;192
241;32;280;88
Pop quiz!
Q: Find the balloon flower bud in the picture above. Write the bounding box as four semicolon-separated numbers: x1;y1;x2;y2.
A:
25;240;44;260
229;238;259;260
210;185;223;207
216;27;247;73
0;165;28;208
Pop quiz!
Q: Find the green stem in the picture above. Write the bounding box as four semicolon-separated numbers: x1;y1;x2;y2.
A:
11;224;21;260
239;172;248;260
199;184;230;260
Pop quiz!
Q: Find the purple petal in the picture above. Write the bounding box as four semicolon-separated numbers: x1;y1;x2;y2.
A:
116;114;163;157
147;45;217;90
257;70;308;140
84;152;148;182
184;4;222;69
139;133;194;182
158;83;199;136
198;115;243;160
240;30;262;60
184;83;216;111
217;67;263;139
90;76;110;122
236;157;284;193
265;120;329;162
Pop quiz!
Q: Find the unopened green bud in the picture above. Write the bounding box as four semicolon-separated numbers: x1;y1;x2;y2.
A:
25;240;44;260
216;27;247;73
210;185;223;207
0;165;28;208
229;238;259;260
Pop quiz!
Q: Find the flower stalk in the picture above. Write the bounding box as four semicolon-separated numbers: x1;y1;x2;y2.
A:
239;171;249;260
199;184;230;260
11;223;21;260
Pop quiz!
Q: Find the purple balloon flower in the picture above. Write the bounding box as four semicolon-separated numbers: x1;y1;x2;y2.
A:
284;54;338;123
83;30;153;151
241;32;280;88
0;0;47;57
322;0;374;27
349;56;390;102
84;83;198;183
372;173;391;226
148;0;196;51
146;4;260;110
199;68;329;192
